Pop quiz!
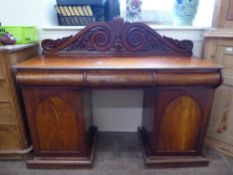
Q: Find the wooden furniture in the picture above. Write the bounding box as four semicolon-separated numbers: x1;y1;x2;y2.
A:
203;29;233;157
0;44;38;159
213;0;233;28
203;0;233;157
15;18;222;168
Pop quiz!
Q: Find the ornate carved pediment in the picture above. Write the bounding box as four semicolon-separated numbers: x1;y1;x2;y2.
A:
42;17;193;57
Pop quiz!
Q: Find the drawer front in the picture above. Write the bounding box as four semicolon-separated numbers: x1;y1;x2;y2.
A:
0;58;5;81
0;102;15;124
0;124;21;150
0;58;11;100
0;81;12;101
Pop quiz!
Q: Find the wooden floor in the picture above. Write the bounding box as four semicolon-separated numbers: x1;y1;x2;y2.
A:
0;132;233;175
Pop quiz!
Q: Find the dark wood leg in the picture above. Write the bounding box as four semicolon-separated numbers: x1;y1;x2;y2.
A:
140;87;215;167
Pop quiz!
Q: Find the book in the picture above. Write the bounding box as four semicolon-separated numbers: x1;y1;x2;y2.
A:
73;6;80;16
68;6;80;25
55;6;66;25
77;6;85;16
68;6;75;16
58;6;67;16
55;5;97;26
77;6;86;25
72;6;82;25
55;6;62;15
63;6;71;16
64;6;75;25
82;6;90;25
82;6;89;16
58;6;69;25
86;5;93;16
56;0;106;6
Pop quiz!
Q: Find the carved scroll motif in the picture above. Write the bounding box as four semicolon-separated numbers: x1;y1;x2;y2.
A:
42;18;193;57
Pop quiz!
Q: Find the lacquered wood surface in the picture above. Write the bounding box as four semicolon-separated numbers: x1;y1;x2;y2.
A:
16;71;221;87
14;56;221;70
22;88;90;156
41;18;193;57
35;96;80;152
142;88;215;157
158;96;201;152
14;18;223;168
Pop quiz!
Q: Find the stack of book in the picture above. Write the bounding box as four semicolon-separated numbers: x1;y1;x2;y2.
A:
55;0;106;26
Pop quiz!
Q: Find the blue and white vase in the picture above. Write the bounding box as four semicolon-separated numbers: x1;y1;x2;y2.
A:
126;0;142;22
173;0;199;26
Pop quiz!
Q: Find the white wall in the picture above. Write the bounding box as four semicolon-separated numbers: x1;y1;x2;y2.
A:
0;0;207;132
0;0;43;26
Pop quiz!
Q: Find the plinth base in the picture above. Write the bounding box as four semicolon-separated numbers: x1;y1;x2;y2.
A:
27;127;97;169
138;127;209;168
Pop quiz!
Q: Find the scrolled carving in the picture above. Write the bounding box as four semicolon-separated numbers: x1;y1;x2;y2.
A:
41;17;193;57
41;36;72;52
90;27;113;50
124;27;147;51
65;25;115;52
163;36;193;55
121;23;193;55
122;23;172;54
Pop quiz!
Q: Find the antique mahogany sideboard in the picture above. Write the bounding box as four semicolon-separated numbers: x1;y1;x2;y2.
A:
14;18;222;168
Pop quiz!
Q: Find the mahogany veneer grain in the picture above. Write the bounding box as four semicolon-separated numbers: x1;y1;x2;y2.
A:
15;56;220;70
15;18;222;168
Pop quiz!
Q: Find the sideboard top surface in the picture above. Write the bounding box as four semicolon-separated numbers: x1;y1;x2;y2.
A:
14;56;221;71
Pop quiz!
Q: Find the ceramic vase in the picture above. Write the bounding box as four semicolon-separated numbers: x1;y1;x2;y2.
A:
126;0;142;22
173;0;199;26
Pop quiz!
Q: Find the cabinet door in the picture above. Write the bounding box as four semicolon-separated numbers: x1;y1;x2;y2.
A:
207;85;233;152
22;87;87;157
206;40;233;155
151;88;214;156
215;0;233;28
